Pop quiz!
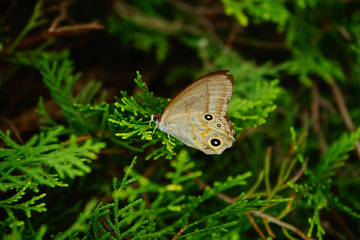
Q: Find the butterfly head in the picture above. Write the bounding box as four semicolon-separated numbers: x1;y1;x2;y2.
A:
151;113;169;132
151;113;162;124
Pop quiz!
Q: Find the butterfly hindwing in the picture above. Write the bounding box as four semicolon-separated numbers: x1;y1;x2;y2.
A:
166;112;235;155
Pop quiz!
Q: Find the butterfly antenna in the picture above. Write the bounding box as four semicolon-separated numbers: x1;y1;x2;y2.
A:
144;82;158;113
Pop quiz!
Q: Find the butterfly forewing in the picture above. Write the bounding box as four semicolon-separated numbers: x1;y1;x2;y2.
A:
161;70;234;120
166;112;235;154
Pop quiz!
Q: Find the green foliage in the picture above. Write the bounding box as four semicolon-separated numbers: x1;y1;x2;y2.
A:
109;71;177;159
107;16;169;63
278;47;345;86
223;0;353;86
39;55;86;132
4;42;70;69
7;0;46;53
0;126;105;228
222;0;291;29
289;127;360;240
191;47;280;129
230;77;279;128
36;97;58;129
81;151;284;239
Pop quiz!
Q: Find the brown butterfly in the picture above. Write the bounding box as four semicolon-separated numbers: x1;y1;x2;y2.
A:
150;70;235;154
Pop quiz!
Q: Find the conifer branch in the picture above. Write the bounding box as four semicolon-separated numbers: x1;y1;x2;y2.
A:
7;0;46;53
330;81;360;161
191;172;314;240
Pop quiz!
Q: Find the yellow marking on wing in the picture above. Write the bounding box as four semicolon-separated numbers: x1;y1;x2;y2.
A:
183;99;189;113
188;114;200;147
197;113;212;143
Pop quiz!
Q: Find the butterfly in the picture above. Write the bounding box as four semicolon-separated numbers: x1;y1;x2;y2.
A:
150;70;235;155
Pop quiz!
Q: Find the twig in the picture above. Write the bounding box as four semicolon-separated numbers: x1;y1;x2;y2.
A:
224;21;242;53
98;195;117;237
262;217;276;238
113;1;202;36
311;82;328;154
330;81;360;161
235;127;260;144
248;210;315;240
112;0;228;50
50;20;104;33
7;0;46;53
99;148;126;155
166;0;202;15
191;173;208;190
168;0;228;48
62;130;110;145
190;174;314;240
142;192;151;210
330;81;356;131
3;20;104;50
319;97;336;114
264;147;272;197
167;0;224;15
284;158;308;188
62;135;93;145
171;226;187;240
0;118;24;145
234;37;286;50
247;214;266;239
336;25;352;41
285;141;296;159
48;0;75;32
198;16;225;48
0;0;18;24
330;208;358;240
142;162;156;210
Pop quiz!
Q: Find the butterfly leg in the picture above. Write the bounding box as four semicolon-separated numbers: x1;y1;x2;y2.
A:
143;119;158;137
144;119;152;132
151;125;158;136
167;132;173;152
167;132;172;145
